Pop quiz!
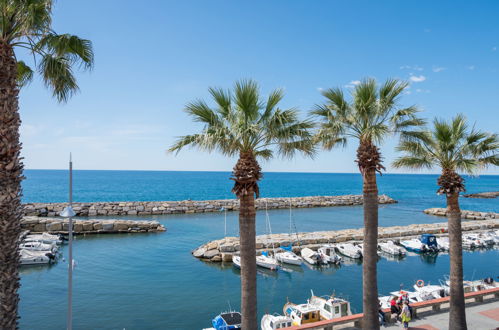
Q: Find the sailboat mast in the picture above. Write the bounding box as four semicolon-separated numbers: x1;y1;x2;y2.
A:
67;153;73;330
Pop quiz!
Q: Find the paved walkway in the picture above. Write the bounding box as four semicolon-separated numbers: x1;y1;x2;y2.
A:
384;300;499;330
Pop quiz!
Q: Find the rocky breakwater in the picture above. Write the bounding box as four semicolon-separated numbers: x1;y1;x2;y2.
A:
424;208;499;220
462;191;499;199
21;216;166;235
193;219;499;262
23;195;397;217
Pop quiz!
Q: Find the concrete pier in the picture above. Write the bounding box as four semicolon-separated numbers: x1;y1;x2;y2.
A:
193;219;499;262
424;208;498;220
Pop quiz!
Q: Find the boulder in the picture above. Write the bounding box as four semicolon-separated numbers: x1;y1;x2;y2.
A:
46;222;62;231
193;247;206;258
203;249;220;259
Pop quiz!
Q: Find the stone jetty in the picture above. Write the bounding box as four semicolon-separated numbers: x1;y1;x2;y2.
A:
23;194;397;217
192;219;499;262
462;191;499;199
21;216;166;235
424;208;499;220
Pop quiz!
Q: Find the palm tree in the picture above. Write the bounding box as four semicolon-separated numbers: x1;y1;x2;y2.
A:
0;1;93;327
312;78;423;328
169;79;314;328
393;115;498;330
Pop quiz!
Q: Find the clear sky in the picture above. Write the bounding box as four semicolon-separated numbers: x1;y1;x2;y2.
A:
18;0;499;174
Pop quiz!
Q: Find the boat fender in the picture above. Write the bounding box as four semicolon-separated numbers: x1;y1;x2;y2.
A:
416;279;424;287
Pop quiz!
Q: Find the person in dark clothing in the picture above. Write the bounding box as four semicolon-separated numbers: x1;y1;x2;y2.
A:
390;297;401;320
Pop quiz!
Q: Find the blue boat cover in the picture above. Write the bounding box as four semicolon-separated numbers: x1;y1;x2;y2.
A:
420;234;438;247
261;251;268;257
281;245;292;252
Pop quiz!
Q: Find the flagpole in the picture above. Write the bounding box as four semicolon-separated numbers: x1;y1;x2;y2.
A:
67;153;73;330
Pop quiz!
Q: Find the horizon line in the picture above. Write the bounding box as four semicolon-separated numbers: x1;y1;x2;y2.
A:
23;168;499;176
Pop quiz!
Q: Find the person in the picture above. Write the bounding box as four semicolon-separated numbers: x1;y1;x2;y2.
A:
401;301;412;329
378;306;386;326
390;297;400;321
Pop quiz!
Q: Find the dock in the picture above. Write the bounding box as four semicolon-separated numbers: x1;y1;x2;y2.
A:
193;219;499;262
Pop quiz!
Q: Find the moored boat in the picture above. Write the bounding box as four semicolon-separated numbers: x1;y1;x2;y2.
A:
419;234;439;253
232;255;241;268
25;233;63;245
206;311;242;330
309;292;351;320
300;247;326;265
260;313;293;330
335;243;362;259
283;301;321;326
378;241;406;256
19;249;56;265
19;241;57;252
317;245;342;264
275;246;302;266
256;251;279;271
400;239;427;253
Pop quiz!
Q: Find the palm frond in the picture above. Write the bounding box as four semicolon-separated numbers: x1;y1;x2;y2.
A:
16;60;34;87
392;156;433;169
39;54;78;102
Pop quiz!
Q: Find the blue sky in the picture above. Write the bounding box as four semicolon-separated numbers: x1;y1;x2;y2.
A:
18;1;499;174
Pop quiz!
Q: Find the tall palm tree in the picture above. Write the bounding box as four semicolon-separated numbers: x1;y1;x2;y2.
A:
0;1;93;328
393;115;498;330
169;79;314;329
312;78;423;328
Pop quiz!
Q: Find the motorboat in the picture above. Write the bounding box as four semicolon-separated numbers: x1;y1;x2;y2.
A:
483;231;499;244
25;233;63;245
256;252;279;271
309;292;351;320
413;281;446;300
283;300;321;326
462;236;476;249
19;241;57;252
419;234;439;253
400;239;427;253
275;246;302;266
335;243;362;259
260;314;293;330
317;245;342;264
232;255;241;268
300;248;326;265
465;233;492;246
19;249;56;265
206;311;242;330
378;241;406;256
436;237;450;251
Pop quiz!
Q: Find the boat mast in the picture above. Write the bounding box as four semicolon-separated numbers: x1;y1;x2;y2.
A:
67;153;74;330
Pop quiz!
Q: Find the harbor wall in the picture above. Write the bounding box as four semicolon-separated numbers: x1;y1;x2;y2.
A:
23;194;397;217
192;219;499;262
21;216;166;234
424;208;498;220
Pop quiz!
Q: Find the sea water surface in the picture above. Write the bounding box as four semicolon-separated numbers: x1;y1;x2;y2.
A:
19;171;499;329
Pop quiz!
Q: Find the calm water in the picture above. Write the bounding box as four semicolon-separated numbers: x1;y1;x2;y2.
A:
19;171;499;329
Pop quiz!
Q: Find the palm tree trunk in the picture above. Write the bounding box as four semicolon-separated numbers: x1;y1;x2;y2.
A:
0;41;23;329
446;192;467;330
238;191;257;329
362;167;379;330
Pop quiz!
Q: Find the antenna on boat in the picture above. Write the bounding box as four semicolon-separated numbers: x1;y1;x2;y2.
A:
227;300;232;312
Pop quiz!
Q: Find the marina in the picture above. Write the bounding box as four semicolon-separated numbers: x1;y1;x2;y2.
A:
17;171;499;329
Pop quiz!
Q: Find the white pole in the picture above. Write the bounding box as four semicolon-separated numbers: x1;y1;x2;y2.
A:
224;208;227;237
67;153;73;330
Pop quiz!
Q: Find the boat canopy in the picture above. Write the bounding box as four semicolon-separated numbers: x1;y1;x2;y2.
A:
420;234;438;247
261;251;268;257
281;245;292;252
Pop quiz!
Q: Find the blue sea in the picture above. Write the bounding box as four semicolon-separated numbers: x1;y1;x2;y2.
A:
19;170;499;329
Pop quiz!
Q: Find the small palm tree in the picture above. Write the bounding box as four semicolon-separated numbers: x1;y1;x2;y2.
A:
312;78;423;328
169;79;314;328
393;115;498;330
0;1;93;327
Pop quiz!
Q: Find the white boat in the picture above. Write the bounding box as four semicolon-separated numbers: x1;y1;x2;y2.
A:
309;292;351;320
335;243;362;259
484;231;499;244
378;241;406;256
413;282;446;300
466;233;493;246
260;314;293;330
436;237;450;251
462;236;476;249
317;245;342;264
400;239;427;253
25;233;63;245
232;255;241;268
300;248;326;265
19;249;56;265
19;241;57;252
256;252;279;271
283;301;321;326
275;246;302;266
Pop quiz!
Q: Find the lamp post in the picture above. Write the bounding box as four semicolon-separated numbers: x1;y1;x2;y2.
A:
60;154;75;330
